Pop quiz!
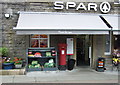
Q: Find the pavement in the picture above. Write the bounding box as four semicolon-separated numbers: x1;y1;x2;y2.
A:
0;66;119;83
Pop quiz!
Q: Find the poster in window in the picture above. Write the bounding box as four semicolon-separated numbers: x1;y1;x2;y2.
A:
67;38;74;55
31;39;39;47
40;39;48;48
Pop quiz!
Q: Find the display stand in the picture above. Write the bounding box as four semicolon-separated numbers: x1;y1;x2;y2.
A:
26;47;58;71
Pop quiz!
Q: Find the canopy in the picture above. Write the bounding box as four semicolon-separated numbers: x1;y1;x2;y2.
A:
14;12;110;35
102;15;120;35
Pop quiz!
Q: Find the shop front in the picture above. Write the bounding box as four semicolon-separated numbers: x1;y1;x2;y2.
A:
13;12;114;71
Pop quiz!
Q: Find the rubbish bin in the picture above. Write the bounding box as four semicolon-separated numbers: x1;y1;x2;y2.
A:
96;57;105;72
68;59;76;70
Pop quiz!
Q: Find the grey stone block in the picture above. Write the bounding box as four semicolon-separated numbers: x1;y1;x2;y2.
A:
1;70;9;75
8;70;20;75
1;69;25;75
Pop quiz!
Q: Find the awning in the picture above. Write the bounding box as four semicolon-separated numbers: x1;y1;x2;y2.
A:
16;30;109;35
102;15;120;35
14;12;110;35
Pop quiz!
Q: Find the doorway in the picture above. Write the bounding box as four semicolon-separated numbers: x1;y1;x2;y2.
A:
76;35;90;66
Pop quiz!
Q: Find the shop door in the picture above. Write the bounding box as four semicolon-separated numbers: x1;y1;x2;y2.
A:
76;36;90;66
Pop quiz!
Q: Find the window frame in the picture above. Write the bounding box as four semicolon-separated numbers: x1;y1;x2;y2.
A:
30;34;50;48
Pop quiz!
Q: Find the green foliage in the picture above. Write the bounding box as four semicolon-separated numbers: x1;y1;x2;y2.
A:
0;47;9;56
14;60;22;65
3;60;14;63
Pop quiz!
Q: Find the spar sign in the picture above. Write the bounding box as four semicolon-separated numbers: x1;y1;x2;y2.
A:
54;1;111;13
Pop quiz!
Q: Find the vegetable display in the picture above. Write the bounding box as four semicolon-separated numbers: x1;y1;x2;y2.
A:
29;61;40;68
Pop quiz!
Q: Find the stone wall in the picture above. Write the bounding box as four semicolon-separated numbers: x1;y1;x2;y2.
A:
1;2;28;58
0;1;119;59
0;3;2;47
25;2;115;14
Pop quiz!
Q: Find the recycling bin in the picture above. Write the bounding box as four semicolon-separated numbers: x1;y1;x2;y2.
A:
96;57;105;72
68;59;76;70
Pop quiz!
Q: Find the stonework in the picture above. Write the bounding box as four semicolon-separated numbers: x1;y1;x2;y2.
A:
0;2;118;56
1;2;27;58
0;1;120;63
0;3;2;47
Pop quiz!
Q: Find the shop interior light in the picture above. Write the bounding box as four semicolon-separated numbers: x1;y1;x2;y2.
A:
4;13;10;19
115;37;118;40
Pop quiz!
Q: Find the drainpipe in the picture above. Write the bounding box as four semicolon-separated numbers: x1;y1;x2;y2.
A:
109;27;113;57
99;15;113;56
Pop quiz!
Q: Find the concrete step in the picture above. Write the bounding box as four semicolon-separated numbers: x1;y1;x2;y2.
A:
105;58;112;71
0;68;26;75
105;58;112;60
105;59;112;61
105;58;112;65
105;62;112;64
105;67;112;71
105;64;112;66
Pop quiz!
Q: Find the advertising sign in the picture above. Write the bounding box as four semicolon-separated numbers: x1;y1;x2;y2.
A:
67;38;74;55
54;1;111;13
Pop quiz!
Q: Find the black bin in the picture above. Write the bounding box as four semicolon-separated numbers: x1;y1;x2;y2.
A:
67;59;76;70
96;57;105;72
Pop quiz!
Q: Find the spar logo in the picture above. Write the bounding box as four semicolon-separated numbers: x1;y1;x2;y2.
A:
54;1;111;13
100;2;111;13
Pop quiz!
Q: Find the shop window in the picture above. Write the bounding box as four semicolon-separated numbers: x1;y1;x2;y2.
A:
104;35;111;55
31;35;49;48
114;35;120;48
114;0;120;4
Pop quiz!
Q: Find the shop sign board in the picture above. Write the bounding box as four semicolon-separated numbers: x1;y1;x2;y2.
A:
67;38;74;55
54;1;111;13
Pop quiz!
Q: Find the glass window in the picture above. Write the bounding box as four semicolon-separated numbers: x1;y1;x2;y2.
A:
31;34;40;38
31;34;49;48
104;35;111;55
31;39;39;47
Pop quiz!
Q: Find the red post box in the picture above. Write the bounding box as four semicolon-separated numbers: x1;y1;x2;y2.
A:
58;43;67;70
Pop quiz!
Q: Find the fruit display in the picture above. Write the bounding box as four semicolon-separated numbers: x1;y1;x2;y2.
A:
44;59;55;68
27;48;57;71
28;51;42;57
46;52;51;57
34;52;42;57
44;63;55;68
28;54;34;57
28;61;40;68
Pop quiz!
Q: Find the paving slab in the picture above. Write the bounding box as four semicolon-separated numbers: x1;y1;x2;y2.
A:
13;75;35;83
35;77;58;82
0;76;2;84
2;76;14;83
36;80;118;83
1;67;119;83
